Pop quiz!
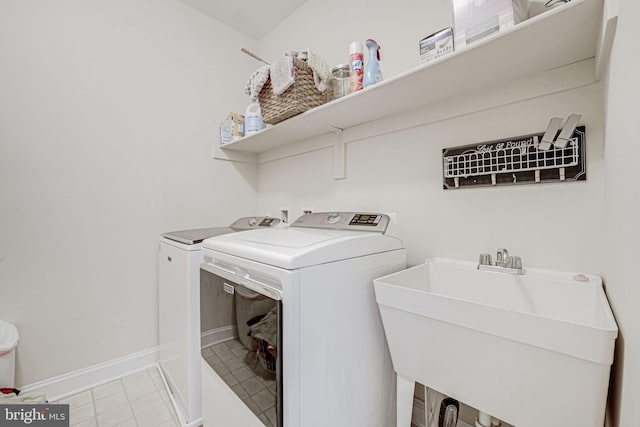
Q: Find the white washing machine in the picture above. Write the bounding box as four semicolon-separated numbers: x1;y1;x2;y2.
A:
199;212;407;427
158;216;280;427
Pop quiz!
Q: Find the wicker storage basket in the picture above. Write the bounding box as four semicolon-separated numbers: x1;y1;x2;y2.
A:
258;56;327;125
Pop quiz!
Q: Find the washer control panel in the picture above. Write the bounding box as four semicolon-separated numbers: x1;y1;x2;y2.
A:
292;212;390;232
349;213;382;226
230;216;280;231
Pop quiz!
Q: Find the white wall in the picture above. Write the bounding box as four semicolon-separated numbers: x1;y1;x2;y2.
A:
603;0;640;425
257;83;605;270
0;0;259;386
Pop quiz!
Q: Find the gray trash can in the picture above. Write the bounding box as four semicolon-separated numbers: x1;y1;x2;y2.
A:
0;320;19;388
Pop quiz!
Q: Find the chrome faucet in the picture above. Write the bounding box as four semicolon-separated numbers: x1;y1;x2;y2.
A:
496;248;509;267
478;248;525;275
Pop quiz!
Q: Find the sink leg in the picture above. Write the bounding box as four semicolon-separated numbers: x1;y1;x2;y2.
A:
396;373;414;427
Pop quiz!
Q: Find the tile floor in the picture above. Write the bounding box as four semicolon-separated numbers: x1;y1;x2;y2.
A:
53;367;180;427
202;339;277;427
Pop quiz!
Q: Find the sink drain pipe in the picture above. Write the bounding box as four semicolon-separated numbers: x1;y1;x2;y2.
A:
476;411;492;426
476;411;502;427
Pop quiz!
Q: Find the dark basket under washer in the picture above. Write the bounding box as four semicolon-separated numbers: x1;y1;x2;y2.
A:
258;56;328;125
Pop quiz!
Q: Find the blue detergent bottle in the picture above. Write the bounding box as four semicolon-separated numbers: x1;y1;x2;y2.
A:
363;39;383;88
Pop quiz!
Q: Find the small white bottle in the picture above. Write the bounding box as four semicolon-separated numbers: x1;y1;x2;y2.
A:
245;102;265;135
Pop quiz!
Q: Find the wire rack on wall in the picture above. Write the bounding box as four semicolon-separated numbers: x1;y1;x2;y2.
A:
442;126;586;189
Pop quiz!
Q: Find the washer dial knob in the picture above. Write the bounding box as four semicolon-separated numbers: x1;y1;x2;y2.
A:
327;212;342;224
248;217;258;227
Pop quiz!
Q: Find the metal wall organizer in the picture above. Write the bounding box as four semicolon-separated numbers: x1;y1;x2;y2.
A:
442;117;586;190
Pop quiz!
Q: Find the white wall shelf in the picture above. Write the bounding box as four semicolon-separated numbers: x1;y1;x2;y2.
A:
213;0;615;176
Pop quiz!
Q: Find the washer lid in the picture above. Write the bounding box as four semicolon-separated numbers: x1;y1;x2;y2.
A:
162;216;281;245
162;227;234;245
202;227;403;269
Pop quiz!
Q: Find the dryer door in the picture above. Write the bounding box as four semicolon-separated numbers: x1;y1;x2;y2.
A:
200;263;283;427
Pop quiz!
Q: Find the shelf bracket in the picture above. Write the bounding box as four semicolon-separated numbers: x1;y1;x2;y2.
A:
330;127;345;180
596;0;619;80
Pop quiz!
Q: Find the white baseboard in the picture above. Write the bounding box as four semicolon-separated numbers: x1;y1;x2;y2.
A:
18;326;234;411
20;346;160;402
200;325;235;349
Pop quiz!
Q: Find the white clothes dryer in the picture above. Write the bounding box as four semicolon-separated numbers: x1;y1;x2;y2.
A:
158;216;280;427
200;212;406;427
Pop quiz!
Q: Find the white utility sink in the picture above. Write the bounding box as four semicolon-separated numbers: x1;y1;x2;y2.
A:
374;257;618;427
